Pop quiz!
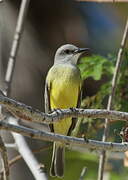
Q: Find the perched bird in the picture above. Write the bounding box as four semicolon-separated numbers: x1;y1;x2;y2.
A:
45;44;90;178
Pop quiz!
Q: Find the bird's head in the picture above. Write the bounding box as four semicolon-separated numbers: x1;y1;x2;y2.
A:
54;44;90;65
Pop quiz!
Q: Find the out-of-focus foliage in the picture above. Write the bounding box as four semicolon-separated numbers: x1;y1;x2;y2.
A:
79;50;128;112
114;51;128;112
78;51;128;140
79;55;114;81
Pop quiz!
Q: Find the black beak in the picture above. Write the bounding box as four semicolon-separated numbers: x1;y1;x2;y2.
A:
74;48;91;56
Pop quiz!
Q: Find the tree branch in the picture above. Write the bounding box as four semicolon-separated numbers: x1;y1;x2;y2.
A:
9;117;47;180
3;0;48;178
1;92;128;124
0;119;128;152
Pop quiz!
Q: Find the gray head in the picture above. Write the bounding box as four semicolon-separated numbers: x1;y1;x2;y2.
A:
54;44;90;65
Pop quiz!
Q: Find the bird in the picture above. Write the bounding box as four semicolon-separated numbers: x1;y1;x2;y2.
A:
44;44;90;178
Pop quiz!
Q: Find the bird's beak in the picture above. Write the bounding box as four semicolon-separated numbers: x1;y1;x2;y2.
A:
74;48;91;56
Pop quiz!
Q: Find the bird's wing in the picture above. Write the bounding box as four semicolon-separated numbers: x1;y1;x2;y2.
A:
77;85;82;109
67;85;82;136
44;81;51;113
44;80;54;132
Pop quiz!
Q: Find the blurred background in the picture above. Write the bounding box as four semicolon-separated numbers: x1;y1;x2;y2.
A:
0;0;128;179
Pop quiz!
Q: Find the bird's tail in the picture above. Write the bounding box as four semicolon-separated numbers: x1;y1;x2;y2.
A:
50;142;64;178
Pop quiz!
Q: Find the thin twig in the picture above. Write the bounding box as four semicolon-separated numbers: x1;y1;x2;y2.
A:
0;136;9;180
9;145;51;167
0;145;51;175
0;119;128;152
5;143;17;150
5;0;30;91
98;17;128;180
0;115;9;180
79;167;87;180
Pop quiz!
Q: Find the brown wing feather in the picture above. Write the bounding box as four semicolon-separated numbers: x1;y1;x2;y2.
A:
67;86;82;136
44;81;54;132
44;81;51;113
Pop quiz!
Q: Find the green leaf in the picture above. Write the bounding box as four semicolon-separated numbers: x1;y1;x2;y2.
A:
78;55;113;80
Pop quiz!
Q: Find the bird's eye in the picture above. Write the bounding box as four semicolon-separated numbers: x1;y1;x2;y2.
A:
64;49;71;54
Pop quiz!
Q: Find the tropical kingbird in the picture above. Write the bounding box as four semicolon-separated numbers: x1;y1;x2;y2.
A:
45;44;89;178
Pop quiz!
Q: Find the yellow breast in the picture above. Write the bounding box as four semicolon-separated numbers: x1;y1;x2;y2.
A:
47;64;81;135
